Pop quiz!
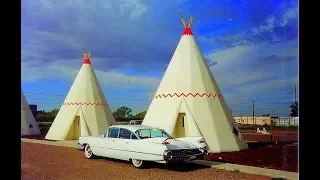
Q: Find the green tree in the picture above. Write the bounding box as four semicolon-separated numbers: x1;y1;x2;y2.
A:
289;101;298;117
134;110;147;119
113;106;133;119
35;109;60;122
49;109;59;116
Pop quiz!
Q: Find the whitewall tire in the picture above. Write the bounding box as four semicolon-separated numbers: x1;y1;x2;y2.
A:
131;159;145;168
84;144;95;159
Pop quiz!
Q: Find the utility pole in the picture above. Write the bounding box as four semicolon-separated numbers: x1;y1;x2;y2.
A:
294;85;297;103
293;85;298;117
252;100;255;125
271;110;274;117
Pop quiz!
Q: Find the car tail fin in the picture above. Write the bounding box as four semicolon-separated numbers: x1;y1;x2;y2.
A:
198;138;206;143
162;141;170;145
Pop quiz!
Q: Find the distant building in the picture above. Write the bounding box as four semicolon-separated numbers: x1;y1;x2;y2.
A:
28;104;38;117
271;117;299;126
233;116;272;125
233;116;299;126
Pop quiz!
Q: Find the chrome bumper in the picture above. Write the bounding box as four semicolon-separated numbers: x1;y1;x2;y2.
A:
163;149;208;162
77;143;84;150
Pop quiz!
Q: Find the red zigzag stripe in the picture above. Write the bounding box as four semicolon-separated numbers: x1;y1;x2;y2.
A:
155;93;224;99
63;102;109;106
21;108;30;110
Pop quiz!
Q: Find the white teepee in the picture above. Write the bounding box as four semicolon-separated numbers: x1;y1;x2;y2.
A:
142;14;248;153
45;52;116;140
21;89;41;136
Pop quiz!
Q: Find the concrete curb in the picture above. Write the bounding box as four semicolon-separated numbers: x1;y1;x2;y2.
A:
190;160;298;180
21;138;78;148
21;138;298;180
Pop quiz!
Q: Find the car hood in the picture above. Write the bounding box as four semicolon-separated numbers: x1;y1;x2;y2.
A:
144;137;198;150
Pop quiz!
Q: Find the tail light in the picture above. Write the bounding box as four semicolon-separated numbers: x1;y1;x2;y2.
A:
198;139;206;143
162;141;170;145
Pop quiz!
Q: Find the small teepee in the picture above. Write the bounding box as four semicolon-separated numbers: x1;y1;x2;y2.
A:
21;89;41;136
142;13;248;153
45;52;116;140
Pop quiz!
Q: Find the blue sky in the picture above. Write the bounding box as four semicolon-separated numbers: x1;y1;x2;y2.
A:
21;0;298;117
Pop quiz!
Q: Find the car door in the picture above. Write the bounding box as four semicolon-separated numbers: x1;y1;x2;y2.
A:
125;131;140;160
113;128;131;160
102;127;119;158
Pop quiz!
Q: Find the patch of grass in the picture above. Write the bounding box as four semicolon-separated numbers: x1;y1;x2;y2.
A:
232;169;240;172
37;122;52;126
36;122;52;135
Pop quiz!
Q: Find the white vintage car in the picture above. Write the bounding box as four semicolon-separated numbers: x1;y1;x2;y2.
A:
78;125;208;168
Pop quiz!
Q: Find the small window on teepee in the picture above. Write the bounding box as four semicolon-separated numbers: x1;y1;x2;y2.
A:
29;124;33;129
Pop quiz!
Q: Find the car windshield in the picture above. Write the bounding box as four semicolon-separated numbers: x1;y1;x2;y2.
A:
135;129;172;139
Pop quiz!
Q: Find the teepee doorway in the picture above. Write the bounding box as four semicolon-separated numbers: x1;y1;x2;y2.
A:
174;113;186;138
73;116;81;139
66;116;81;140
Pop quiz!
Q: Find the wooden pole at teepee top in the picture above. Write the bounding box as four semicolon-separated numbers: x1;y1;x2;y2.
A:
180;10;187;28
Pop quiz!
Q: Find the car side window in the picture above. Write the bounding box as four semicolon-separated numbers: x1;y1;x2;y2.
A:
150;129;163;137
108;128;120;138
119;128;131;139
140;129;150;138
131;133;138;139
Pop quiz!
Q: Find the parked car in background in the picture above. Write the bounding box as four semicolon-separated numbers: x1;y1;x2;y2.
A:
78;125;208;168
129;120;143;125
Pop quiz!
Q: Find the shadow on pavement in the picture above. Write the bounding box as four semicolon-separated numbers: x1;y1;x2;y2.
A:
95;156;209;172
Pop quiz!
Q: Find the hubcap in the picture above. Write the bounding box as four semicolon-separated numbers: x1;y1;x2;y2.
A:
85;145;92;158
132;159;143;167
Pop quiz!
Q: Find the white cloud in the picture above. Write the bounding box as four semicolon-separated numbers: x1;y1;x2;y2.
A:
258;16;275;32
197;2;298;48
203;39;297;91
128;2;148;19
29;0;148;21
21;61;160;88
35;30;83;50
39;0;54;9
280;4;298;27
222;72;275;87
237;76;299;93
206;45;254;68
254;2;298;33
105;0;148;20
95;70;159;88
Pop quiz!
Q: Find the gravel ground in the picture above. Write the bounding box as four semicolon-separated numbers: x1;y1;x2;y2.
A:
206;130;298;172
21;142;271;180
206;143;298;172
243;133;298;142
